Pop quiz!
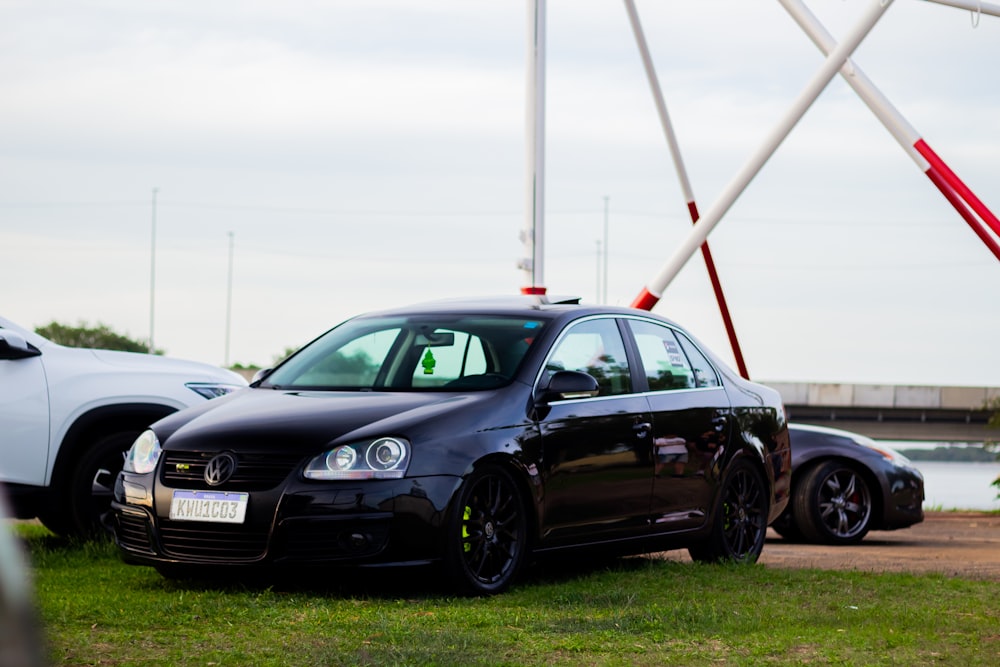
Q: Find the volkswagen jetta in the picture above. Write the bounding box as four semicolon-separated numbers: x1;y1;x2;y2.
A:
112;296;791;594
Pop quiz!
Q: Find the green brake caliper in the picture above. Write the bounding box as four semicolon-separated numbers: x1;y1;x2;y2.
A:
462;506;472;552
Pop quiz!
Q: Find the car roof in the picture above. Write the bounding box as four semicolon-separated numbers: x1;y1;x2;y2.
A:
354;295;680;324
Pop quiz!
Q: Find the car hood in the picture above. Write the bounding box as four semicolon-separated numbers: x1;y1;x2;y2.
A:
89;348;247;384
156;387;512;454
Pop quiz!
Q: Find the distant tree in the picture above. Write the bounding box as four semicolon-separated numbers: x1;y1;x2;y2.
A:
988;396;1000;433
230;361;261;371
35;321;162;354
273;346;299;366
899;446;996;463
986;396;1000;500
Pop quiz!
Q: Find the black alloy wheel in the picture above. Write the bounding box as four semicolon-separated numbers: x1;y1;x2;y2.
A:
689;458;769;564
793;460;873;545
445;465;528;595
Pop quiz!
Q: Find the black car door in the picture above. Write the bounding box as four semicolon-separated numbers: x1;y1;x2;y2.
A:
624;318;732;531
535;316;654;545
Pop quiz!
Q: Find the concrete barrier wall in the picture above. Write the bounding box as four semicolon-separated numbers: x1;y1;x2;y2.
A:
765;382;999;410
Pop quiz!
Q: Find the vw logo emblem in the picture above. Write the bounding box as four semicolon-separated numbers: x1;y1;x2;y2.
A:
204;453;237;486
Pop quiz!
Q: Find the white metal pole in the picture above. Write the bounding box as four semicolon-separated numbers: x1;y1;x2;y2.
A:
622;0;695;203
919;0;1000;18
636;0;894;303
778;0;925;164
780;0;1000;244
520;0;546;294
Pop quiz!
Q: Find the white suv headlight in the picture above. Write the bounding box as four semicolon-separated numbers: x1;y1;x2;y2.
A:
185;382;244;400
304;437;410;480
123;430;161;474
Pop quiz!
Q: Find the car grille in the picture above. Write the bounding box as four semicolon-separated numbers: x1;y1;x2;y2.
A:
158;520;270;561
161;451;303;491
115;508;155;555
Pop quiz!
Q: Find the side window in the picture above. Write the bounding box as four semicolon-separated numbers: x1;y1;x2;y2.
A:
675;331;720;388
629;320;695;391
410;330;488;387
546;319;631;396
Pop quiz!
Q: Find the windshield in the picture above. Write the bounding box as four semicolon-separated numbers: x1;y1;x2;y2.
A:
262;315;547;391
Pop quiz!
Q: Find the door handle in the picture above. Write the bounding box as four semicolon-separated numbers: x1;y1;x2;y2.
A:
633;422;652;438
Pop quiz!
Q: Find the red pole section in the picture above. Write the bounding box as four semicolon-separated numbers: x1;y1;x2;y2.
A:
622;0;749;378
630;287;660;311
690;204;750;379
925;169;1000;261
914;139;1000;239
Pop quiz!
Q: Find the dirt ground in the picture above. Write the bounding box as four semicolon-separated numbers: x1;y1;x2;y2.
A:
661;512;1000;580
761;512;1000;580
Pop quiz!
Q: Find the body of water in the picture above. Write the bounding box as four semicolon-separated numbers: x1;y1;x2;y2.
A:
910;461;1000;511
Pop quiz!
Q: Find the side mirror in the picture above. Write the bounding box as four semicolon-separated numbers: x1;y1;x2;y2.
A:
536;370;600;403
0;332;41;360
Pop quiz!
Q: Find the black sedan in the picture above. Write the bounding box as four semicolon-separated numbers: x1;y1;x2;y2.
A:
771;423;924;545
112;296;791;594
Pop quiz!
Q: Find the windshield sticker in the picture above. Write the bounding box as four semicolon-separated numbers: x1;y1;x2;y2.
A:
663;340;686;367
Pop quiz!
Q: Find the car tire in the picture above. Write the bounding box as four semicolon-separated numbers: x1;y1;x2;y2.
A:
793;460;873;545
39;431;137;538
688;458;769;564
444;465;528;596
769;510;804;542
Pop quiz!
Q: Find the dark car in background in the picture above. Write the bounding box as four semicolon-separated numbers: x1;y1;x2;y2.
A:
771;423;924;545
111;296;790;594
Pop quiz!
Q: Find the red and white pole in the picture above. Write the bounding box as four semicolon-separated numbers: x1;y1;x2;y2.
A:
520;0;547;296
779;0;1000;260
633;0;895;308
623;0;750;379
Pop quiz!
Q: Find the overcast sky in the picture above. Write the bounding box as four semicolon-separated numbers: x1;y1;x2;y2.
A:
2;0;998;387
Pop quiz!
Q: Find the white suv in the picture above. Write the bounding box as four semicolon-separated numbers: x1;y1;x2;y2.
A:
0;315;246;537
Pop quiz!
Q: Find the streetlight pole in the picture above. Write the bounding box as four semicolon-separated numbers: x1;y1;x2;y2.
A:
225;231;234;367
602;196;609;304
149;187;158;354
595;239;602;303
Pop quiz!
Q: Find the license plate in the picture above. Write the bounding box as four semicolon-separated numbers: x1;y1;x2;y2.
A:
169;490;249;524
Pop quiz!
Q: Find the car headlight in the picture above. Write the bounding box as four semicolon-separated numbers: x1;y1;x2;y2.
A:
185;382;244;400
856;438;912;466
123;430;162;474
303;437;410;480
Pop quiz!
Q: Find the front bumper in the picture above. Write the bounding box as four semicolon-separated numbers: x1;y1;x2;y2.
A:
878;464;925;531
111;470;462;568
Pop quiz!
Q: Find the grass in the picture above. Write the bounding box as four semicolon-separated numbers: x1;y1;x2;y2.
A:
13;522;1000;666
